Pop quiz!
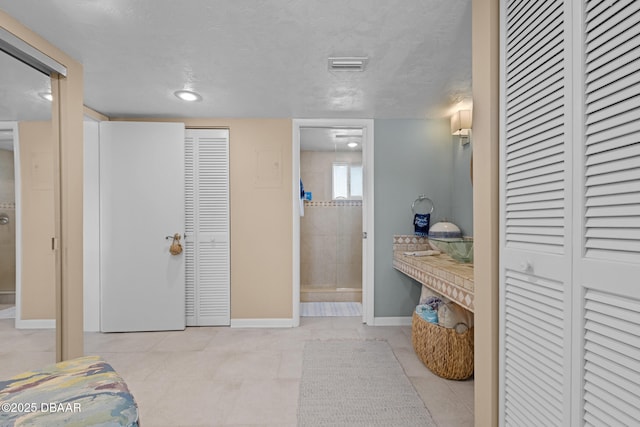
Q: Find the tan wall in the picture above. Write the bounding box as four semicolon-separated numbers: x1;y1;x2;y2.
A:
18;121;55;319
55;68;85;360
472;0;500;425
1;10;85;360
0;149;16;293
114;118;294;319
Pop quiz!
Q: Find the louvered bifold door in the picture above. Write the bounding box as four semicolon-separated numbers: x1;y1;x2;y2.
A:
500;0;573;425
575;2;640;425
184;129;230;326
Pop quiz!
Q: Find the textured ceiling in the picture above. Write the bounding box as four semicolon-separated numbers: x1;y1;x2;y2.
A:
0;0;472;120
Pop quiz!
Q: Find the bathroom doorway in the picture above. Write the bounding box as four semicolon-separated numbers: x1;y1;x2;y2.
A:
292;119;374;325
0;126;16;316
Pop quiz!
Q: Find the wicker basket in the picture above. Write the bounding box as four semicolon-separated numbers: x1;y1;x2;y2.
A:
411;311;474;380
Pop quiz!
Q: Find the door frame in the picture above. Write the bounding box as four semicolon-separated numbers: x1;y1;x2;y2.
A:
292;118;375;326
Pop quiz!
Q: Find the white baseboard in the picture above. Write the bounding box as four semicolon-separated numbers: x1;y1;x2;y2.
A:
371;316;412;326
15;319;55;329
230;317;411;328
230;318;294;328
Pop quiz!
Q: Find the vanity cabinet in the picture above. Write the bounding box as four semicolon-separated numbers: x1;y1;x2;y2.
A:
392;235;474;312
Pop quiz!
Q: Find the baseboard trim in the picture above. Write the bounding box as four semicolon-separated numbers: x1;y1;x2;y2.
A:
371;316;412;326
15;319;55;329
230;318;293;328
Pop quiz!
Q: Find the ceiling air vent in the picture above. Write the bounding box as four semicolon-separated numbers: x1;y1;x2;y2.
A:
328;57;368;71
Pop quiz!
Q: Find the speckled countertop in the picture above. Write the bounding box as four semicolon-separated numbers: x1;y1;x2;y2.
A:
393;235;474;312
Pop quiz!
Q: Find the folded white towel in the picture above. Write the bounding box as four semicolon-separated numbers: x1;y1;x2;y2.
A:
403;250;441;257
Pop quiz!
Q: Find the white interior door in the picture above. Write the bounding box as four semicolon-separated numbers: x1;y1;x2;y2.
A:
574;2;640;424
501;1;640;425
500;0;573;425
100;121;186;332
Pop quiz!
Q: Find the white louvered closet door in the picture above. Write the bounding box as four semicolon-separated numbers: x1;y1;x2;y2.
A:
574;2;640;425
500;0;573;425
185;129;230;326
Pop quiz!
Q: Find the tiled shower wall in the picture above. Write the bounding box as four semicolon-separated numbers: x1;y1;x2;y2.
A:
300;151;362;291
0;149;16;298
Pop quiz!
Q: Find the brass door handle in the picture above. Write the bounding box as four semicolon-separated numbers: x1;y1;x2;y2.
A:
168;233;183;255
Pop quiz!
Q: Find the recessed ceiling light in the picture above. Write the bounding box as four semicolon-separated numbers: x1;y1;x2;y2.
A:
174;90;202;102
347;142;359;148
39;92;53;102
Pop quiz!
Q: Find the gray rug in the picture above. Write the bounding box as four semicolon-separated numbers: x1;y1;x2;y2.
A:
298;340;436;426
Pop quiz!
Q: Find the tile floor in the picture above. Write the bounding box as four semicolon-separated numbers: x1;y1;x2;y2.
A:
0;316;474;427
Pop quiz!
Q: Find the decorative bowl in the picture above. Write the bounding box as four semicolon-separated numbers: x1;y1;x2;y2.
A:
428;238;474;263
427;220;462;239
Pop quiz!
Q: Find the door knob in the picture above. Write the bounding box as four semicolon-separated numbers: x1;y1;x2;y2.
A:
519;260;532;272
168;233;182;255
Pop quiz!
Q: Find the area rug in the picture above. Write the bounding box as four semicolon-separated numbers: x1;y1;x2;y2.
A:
300;302;362;317
298;340;436;426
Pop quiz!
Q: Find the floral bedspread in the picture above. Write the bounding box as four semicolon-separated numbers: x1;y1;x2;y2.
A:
0;355;139;426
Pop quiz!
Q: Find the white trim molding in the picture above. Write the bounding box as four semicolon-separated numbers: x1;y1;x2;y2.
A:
371;316;412;327
230;318;294;328
15;319;55;329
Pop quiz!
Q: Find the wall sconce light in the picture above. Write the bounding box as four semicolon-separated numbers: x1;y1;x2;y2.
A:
451;110;472;145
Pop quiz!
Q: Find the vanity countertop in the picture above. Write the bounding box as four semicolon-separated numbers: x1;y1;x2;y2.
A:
392;235;474;312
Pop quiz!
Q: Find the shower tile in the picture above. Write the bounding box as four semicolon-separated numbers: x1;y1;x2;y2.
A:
300;237;314;265
307;260;336;286
300;262;312;286
304;237;331;270
0;293;16;304
337;262;362;288
337;234;363;264
318;235;337;265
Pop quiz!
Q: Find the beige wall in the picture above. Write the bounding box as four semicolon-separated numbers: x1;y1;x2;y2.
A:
1;10;85;360
472;0;500;425
115;118;294;319
227;119;292;319
0;149;16;293
18;121;55;318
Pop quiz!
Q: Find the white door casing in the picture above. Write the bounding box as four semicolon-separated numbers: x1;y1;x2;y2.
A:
99;121;186;332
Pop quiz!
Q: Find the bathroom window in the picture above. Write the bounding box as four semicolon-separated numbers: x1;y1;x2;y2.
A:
332;162;363;200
